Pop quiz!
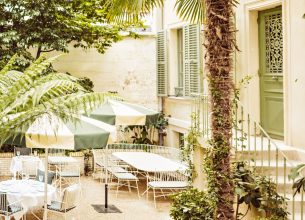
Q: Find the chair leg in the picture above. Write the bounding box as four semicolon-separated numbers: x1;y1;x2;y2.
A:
135;180;140;198
153;188;157;208
127;181;131;192
116;179;120;198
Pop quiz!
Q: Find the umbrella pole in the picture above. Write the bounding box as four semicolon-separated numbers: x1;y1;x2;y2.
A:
105;144;108;208
43;148;48;220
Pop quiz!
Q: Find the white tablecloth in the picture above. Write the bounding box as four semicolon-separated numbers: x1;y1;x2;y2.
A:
112;152;187;172
10;156;43;177
0;179;56;219
48;156;77;165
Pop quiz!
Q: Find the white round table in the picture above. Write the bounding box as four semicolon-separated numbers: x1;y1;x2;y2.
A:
0;179;56;218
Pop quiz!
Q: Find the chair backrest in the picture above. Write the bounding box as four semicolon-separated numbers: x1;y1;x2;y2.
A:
14;147;31;156
21;160;39;178
0;193;9;212
61;184;80;210
36;169;55;184
154;171;188;182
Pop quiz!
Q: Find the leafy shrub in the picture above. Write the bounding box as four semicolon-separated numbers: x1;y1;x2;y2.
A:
234;161;288;220
170;188;214;220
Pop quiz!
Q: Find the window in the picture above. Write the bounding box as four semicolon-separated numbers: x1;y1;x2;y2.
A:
176;29;184;96
156;24;201;97
179;132;185;149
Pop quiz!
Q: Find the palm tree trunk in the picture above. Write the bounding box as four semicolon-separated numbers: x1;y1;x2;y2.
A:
204;0;236;219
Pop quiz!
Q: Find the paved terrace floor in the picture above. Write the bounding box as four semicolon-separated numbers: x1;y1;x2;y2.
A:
0;176;171;220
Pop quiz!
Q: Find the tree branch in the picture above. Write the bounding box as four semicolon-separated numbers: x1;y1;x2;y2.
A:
41;48;55;53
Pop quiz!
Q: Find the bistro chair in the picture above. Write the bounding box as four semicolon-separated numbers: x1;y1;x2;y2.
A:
47;184;80;220
147;171;188;208
55;162;81;194
36;169;56;185
0;192;24;220
92;149;128;183
112;171;140;198
21;160;40;179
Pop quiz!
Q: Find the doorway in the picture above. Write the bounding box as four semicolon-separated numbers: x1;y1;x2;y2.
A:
258;7;283;139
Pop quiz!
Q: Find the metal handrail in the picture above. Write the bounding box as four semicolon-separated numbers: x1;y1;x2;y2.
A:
191;94;303;219
235;99;293;167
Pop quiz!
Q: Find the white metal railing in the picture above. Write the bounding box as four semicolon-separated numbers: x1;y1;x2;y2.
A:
191;94;304;219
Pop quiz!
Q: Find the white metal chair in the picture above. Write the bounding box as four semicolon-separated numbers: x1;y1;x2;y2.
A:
147;171;188;208
112;171;140;198
55;162;81;194
0;193;24;220
92;149;128;183
47;184;80;220
21;160;40;179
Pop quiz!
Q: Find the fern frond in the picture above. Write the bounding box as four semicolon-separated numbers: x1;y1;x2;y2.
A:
0;55;17;75
0;55;62;112
0;71;23;95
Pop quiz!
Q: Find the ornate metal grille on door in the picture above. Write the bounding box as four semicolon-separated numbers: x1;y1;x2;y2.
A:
265;13;283;74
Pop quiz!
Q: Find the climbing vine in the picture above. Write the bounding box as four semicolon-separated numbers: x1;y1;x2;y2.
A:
182;112;200;183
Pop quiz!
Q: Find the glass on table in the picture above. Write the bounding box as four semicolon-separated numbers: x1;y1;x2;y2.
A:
34;150;38;156
21;173;29;180
39;175;43;182
16;151;20;157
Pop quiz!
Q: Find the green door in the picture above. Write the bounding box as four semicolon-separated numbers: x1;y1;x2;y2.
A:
259;7;283;139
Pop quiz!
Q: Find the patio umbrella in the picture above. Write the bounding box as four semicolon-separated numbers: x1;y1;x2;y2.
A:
87;99;159;126
11;113;116;219
86;99;159;210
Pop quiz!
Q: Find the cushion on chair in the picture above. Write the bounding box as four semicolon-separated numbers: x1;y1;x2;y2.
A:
58;171;80;177
47;201;75;212
60;184;80;211
148;181;188;189
0;193;22;216
113;172;138;180
107;166;127;173
36;169;55;184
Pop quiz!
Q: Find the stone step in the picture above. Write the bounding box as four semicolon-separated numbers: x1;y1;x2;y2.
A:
288;213;304;220
285;193;305;213
235;148;299;161
248;160;302;176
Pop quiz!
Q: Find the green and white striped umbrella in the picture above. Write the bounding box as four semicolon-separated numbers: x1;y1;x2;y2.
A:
11;113;116;150
7;113;116;220
87;99;159;126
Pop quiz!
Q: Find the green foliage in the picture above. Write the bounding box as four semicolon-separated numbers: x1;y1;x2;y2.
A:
234;161;288;220
125;125;154;145
175;0;205;24
123;113;168;145
103;0;163;23
151;112;168;130
170;187;214;220
0;55;111;145
77;77;94;92
0;0;142;69
289;163;305;196
182;112;200;183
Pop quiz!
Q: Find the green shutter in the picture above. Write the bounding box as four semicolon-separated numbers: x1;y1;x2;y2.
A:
156;30;167;96
183;24;201;96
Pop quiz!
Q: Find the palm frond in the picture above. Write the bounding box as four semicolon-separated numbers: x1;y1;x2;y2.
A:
175;0;205;24
104;0;163;23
